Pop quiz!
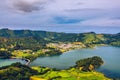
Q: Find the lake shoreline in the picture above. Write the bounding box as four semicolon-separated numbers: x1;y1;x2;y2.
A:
30;46;120;79
1;45;119;79
10;57;31;66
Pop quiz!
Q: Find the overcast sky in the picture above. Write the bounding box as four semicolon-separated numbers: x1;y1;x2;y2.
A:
0;0;120;33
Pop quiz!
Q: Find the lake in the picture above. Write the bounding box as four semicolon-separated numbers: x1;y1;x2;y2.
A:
30;46;120;78
0;58;26;67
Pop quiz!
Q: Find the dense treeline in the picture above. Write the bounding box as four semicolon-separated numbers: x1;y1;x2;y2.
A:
103;33;120;46
0;28;119;50
0;37;45;51
75;56;104;71
0;62;38;80
0;51;12;58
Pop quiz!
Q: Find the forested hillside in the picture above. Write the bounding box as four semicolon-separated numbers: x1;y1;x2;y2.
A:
0;28;118;80
0;28;119;50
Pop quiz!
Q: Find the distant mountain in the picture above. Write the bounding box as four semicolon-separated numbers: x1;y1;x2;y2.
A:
0;28;119;50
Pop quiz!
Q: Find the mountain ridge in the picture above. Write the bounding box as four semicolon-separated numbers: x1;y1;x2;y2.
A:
0;28;119;50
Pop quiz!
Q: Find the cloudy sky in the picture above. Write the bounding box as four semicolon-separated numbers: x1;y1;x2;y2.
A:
0;0;120;33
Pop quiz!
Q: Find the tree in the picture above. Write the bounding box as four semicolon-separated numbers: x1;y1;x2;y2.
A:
75;56;104;71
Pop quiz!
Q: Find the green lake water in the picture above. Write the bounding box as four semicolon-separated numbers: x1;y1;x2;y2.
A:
0;59;26;67
30;46;120;78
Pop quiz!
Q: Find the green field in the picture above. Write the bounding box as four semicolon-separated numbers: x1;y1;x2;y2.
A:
31;66;111;80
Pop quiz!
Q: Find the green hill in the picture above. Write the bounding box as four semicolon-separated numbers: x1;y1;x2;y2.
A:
0;28;119;50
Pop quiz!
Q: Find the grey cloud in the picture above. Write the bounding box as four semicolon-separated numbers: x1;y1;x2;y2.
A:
12;0;46;13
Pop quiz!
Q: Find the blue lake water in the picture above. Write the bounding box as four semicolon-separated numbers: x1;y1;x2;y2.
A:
30;46;120;78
